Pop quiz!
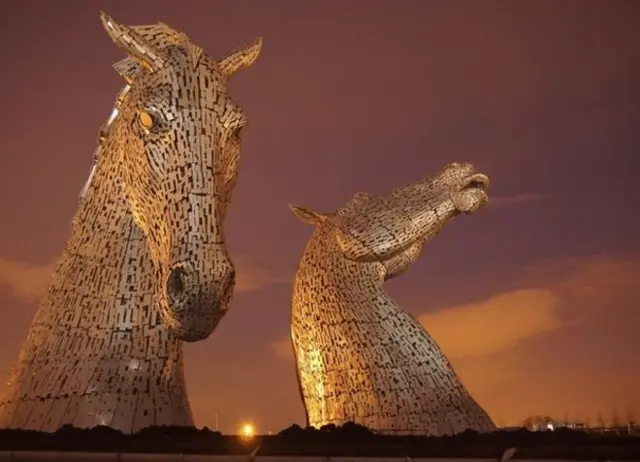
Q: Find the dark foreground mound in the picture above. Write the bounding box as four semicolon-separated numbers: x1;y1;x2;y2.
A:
0;422;639;460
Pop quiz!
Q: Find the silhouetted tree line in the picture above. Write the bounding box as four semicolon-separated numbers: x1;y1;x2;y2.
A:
0;422;639;459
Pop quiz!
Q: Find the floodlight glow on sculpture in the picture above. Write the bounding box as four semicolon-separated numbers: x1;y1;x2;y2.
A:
0;13;261;433
290;162;496;436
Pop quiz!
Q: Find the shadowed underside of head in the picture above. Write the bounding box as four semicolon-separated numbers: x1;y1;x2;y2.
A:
99;12;262;342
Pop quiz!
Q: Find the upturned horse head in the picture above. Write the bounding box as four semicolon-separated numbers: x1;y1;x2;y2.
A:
99;13;261;341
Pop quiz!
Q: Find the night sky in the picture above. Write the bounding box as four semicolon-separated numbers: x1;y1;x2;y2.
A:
1;0;638;434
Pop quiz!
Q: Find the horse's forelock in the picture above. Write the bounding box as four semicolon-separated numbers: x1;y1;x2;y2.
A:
125;23;205;74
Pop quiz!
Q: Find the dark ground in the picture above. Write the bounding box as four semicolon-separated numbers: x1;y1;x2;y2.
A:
0;422;639;460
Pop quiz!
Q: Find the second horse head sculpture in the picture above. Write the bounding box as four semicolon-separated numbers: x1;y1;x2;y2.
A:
289;162;496;435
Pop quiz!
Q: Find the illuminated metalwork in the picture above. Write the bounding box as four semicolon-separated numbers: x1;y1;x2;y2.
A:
0;13;261;433
290;162;496;435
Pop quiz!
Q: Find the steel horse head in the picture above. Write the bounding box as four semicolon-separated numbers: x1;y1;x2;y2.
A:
99;13;262;341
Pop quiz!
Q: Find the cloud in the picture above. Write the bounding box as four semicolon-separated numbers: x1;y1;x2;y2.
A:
233;255;291;292
428;256;640;424
0;258;57;302
0;254;288;302
489;193;549;208
521;255;640;309
455;260;640;418
418;255;640;360
417;289;563;359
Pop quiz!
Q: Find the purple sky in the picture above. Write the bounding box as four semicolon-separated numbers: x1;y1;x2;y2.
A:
0;0;638;433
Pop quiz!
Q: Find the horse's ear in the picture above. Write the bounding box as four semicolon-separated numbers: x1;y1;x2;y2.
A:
100;12;165;73
289;204;326;226
216;37;262;78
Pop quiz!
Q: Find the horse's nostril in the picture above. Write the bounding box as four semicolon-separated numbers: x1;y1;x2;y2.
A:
166;266;187;303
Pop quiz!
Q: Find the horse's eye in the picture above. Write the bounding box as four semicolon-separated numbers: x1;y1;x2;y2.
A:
138;110;156;131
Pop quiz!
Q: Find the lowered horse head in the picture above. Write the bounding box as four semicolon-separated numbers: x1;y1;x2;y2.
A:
100;13;261;342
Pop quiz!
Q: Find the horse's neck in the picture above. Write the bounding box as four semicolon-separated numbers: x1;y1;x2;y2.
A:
68;158;135;271
299;226;390;306
31;151;177;359
0;116;192;431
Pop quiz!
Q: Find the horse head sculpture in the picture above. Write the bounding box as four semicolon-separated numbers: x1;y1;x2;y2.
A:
288;162;495;435
0;13;262;433
100;13;261;341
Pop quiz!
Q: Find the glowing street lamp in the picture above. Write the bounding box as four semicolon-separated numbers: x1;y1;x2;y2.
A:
240;422;255;438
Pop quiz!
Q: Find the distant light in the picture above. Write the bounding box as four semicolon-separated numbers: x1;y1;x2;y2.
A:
546;422;554;431
241;422;255;438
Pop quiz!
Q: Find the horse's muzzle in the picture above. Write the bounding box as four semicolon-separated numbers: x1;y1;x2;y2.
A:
163;261;236;342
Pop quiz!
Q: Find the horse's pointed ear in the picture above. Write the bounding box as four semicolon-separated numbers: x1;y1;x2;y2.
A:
216;37;262;78
289;204;326;226
100;12;165;73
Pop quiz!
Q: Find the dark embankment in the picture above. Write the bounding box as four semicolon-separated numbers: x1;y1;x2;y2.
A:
0;422;638;460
